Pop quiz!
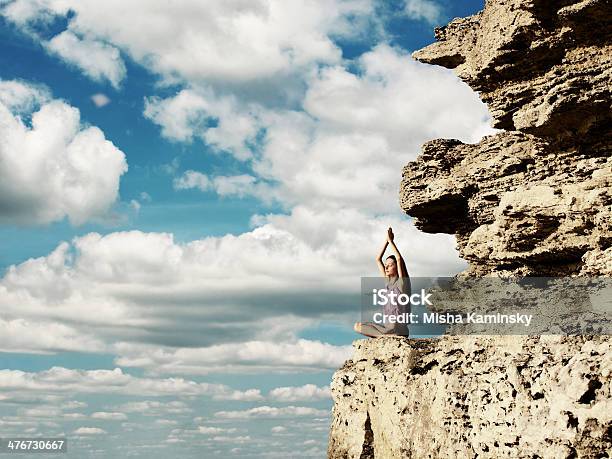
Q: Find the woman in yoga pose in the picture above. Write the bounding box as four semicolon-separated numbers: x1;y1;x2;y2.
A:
354;227;411;337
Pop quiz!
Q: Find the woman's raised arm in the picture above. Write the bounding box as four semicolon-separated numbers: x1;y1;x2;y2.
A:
387;228;407;278
376;239;388;277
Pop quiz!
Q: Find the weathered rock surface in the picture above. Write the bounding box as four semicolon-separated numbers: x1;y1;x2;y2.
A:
328;336;611;458
413;0;612;140
401;131;612;276
329;0;612;457
401;0;612;276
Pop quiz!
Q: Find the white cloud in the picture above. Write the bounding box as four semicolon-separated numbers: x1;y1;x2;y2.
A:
165;437;185;444
0;79;127;225
45;31;126;88
0;367;261;399
113;339;352;375
403;0;444;24
173;170;210;191
0;317;105;354
304;44;491;145
0;79;49;112
1;0;374;90
209;174;258;198
91;93;111;107
0;392;63;404
173;170;274;202
198;426;237;435
261;44;492;212
218;389;264;402
144;89;261;159
215;406;328;419
118;401;191;415
271;426;286;433
268;384;331;402
211;435;251;443
151;45;493;215
91;412;128;421
73;427;107;435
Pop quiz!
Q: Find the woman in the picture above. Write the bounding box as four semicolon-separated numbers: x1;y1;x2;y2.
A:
354;227;411;338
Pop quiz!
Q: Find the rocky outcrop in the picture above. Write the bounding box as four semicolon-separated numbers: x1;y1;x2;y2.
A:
328;336;611;458
412;0;611;140
401;132;612;276
328;1;612;457
401;0;612;276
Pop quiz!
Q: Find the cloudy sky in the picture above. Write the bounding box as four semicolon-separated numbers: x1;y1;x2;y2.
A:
0;0;491;456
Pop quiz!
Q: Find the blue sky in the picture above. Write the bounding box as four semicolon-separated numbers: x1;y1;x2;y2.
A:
0;0;489;457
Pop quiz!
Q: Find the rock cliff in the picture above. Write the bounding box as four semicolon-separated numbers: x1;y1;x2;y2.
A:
402;0;611;277
328;0;611;457
329;336;610;458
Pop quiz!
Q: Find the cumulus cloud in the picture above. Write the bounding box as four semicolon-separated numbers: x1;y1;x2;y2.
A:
1;0;374;92
0;79;49;112
172;170;211;191
0;317;105;354
150;45;493;214
73;427;106;435
262;44;492;212
211;435;251;443
91;411;127;421
118;401;192;415
144;89;261;159
45;31;126;88
0;79;127;225
0;367;261;399
215;406;328;420
268;384;331;402
198;426;237;435
91;93;111;107
173;170;274;202
113;339;352;375
403;0;444;24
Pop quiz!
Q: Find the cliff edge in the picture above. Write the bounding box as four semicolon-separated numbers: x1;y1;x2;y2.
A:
328;0;611;457
329;336;610;458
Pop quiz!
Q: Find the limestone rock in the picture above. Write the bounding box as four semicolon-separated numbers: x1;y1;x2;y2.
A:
401;0;612;276
413;0;612;140
328;336;611;458
401;131;612;276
